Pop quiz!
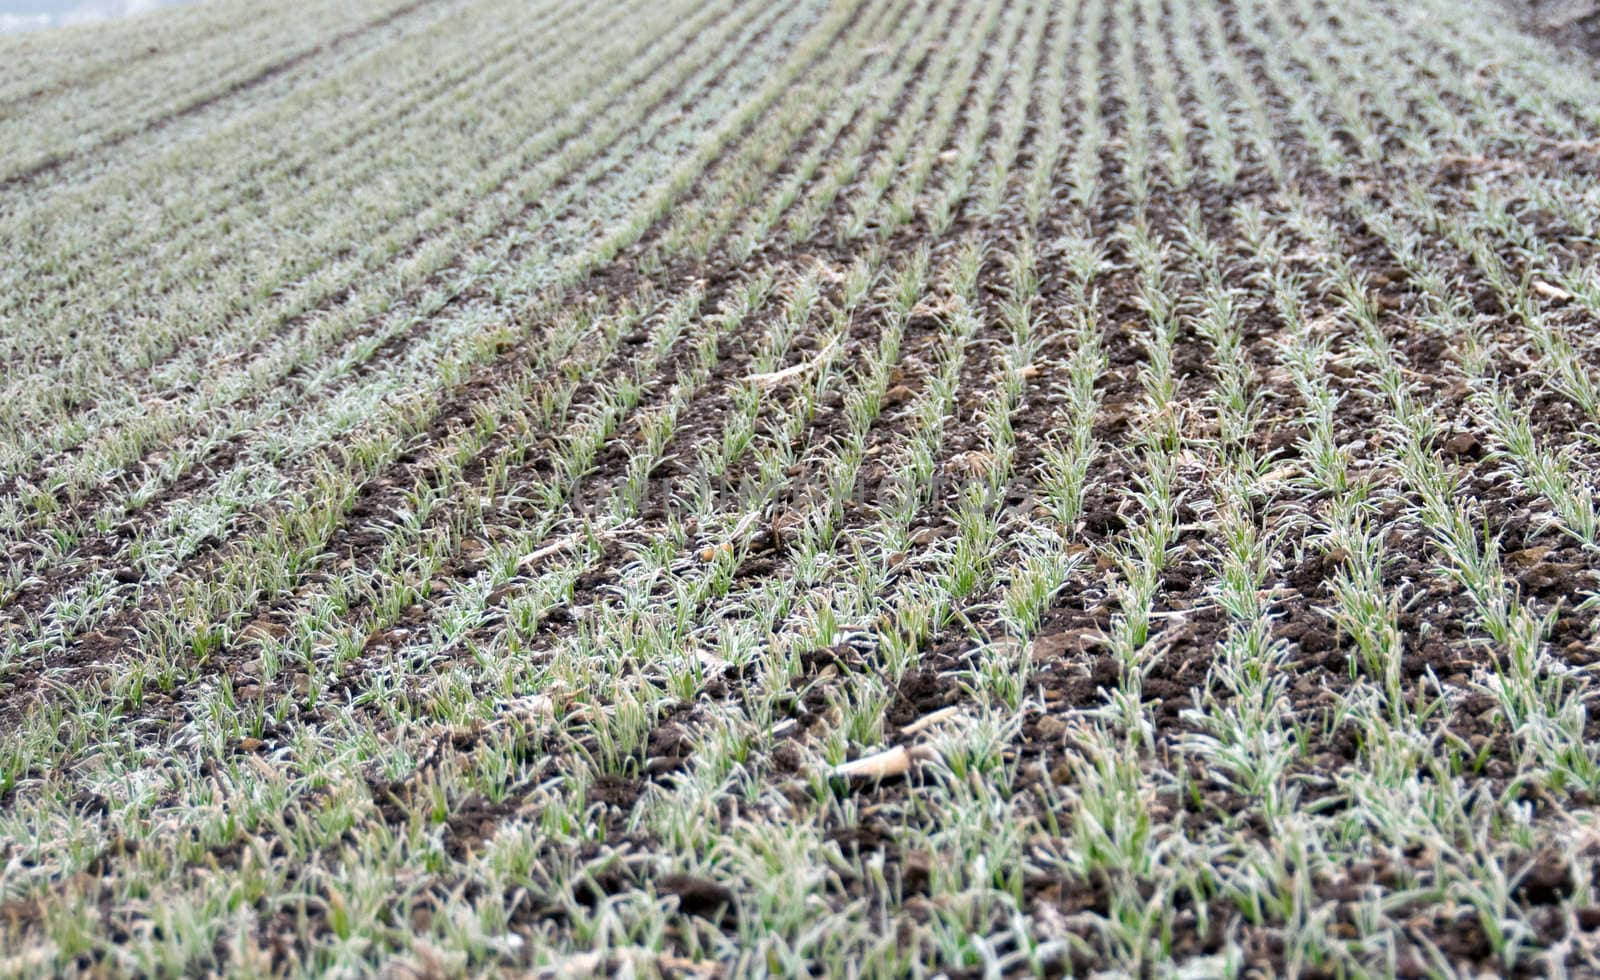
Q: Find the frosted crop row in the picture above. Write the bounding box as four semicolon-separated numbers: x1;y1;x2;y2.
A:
3;0;1600;974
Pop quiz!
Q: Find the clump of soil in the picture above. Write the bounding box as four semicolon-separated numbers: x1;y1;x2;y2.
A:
1499;0;1600;56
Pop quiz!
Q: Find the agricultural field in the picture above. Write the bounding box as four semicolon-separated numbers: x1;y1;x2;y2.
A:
1;0;1599;974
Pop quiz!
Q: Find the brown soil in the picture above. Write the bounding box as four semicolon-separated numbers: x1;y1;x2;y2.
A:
1500;0;1600;57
